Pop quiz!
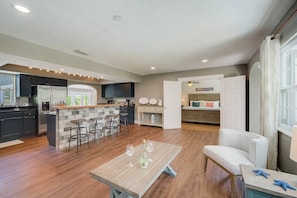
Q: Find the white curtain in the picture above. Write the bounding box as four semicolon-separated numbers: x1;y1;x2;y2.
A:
260;35;280;170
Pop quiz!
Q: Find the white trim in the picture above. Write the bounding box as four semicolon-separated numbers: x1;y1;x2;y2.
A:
278;125;293;138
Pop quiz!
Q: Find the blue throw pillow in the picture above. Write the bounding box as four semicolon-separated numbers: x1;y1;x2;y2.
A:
192;101;200;107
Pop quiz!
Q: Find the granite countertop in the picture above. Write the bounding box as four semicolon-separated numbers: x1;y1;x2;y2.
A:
55;104;122;110
0;106;36;113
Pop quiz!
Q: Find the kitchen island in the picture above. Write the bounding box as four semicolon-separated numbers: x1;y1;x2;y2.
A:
49;104;120;151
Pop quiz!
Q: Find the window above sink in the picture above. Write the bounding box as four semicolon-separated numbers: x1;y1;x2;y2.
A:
0;72;16;106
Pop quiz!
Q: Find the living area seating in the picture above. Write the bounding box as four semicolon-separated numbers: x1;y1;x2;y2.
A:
203;128;268;198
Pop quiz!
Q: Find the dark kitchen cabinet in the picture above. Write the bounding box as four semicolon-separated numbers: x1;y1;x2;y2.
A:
115;83;134;97
31;76;48;85
0;111;23;142
126;83;134;97
23;110;37;137
102;83;134;98
51;78;67;87
19;74;67;96
115;84;124;97
20;74;32;96
0;108;37;142
102;84;115;98
31;76;67;87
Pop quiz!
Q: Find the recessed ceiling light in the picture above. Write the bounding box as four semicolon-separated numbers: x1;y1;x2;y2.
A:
202;59;208;63
151;66;156;70
14;4;30;14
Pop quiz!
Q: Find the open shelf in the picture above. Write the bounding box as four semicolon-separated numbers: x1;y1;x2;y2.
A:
137;105;163;128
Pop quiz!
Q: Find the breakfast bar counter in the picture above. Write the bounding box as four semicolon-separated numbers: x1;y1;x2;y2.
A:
55;104;120;110
51;104;120;150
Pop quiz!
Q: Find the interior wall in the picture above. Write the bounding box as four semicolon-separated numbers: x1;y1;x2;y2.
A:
135;64;247;103
278;132;297;174
134;64;247;120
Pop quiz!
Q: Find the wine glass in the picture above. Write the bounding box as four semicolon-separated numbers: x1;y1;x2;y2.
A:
146;140;154;162
126;144;135;167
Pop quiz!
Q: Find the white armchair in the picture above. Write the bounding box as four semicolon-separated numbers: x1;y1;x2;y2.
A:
203;128;268;197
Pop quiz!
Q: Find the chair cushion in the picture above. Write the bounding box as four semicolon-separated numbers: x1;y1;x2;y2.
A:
204;145;254;175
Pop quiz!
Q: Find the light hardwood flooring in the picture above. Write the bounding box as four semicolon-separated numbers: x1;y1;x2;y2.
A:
0;123;242;198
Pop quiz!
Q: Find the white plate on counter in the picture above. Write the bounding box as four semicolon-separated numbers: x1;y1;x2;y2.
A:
149;98;158;105
139;97;149;104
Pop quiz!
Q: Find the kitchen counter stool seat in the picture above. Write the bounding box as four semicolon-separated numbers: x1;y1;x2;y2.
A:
104;114;119;139
119;112;129;134
119;105;129;134
89;117;104;143
69;118;89;153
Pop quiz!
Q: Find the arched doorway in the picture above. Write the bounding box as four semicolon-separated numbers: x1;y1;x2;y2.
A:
249;62;261;133
67;84;97;106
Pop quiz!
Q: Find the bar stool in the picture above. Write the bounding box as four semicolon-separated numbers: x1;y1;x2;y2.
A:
69;118;89;153
119;106;129;134
104;114;119;139
89;117;104;143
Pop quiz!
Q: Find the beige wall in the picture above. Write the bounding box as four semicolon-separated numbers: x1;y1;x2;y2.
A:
134;64;247;121
135;64;247;104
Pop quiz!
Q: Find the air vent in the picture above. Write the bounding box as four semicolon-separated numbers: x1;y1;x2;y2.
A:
74;49;89;56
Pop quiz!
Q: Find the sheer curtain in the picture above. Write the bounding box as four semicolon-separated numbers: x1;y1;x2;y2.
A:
260;35;280;170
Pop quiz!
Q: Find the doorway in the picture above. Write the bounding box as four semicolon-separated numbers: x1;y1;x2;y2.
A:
178;75;223;128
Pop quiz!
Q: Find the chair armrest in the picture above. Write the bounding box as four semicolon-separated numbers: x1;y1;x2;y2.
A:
249;137;268;168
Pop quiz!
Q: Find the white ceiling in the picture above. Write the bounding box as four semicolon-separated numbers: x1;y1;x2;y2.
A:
0;0;295;80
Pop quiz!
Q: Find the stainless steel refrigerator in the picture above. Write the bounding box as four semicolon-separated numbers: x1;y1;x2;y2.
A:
32;85;67;136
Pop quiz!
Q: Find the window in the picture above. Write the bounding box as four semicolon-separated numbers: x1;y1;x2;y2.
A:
66;84;96;106
279;34;297;133
0;72;16;106
66;92;91;106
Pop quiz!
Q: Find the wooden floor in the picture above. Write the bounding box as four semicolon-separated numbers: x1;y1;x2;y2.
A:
0;123;242;198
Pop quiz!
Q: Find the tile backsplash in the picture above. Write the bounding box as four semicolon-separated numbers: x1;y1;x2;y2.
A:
16;97;30;106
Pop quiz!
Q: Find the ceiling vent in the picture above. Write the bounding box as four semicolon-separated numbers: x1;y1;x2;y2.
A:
74;49;89;56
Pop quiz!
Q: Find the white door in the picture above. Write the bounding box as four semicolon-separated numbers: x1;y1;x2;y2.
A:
163;81;181;129
220;75;246;130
